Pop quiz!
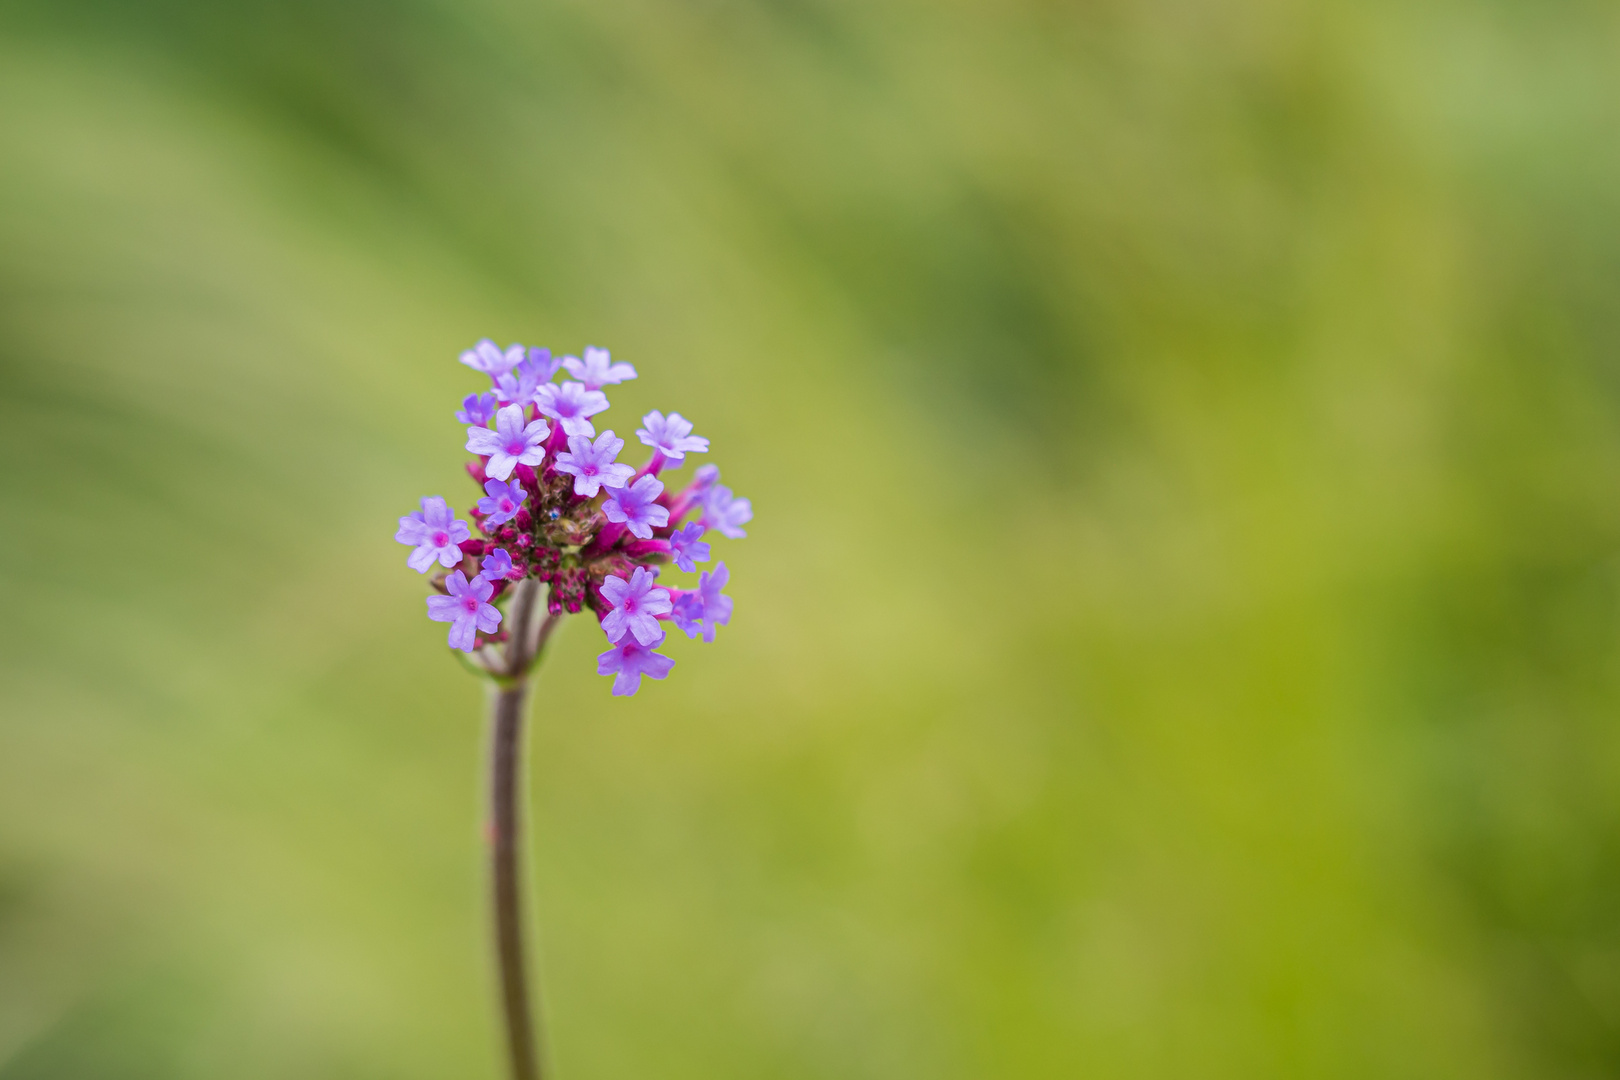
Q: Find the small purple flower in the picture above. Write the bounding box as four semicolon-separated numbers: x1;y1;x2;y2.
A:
596;629;675;696
672;562;732;643
599;566;672;646
535;381;610;438
426;570;502;652
467;404;549;481
460;339;525;376
494;348;561;406
668;522;710;572
562;345;637;390
637;410;709;462
602;475;670;540
701;484;752;539
478;478;528;526
480;547;521;582
457;391;498;426
396;496;471;573
554;430;636;498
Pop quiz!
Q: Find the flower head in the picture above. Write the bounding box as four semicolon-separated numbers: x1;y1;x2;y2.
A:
396;496;471;573
562;346;637;390
535;381;609;438
426;570;502;651
460;339;525;376
399;337;751;695
457;391;499;426
467;404;549;481
596;630;675;696
600;567;672;646
477;478;528;526
603;475;669;539
672;562;732;642
636;410;708;463
554;430;636;498
668;522;710;573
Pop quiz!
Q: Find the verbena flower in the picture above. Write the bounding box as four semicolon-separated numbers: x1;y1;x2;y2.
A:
554;430;635;498
671;562;732;642
636;410;708;467
562;345;636;390
701;480;752;539
600;566;672;646
480;547;522;582
494;348;560;406
468;404;549;481
668;522;710;573
396;340;750;695
597;630;675;696
457;391;499;426
535;381;609;438
427;570;502;651
460;339;526;376
602;475;669;539
478;478;528;526
397;496;471;572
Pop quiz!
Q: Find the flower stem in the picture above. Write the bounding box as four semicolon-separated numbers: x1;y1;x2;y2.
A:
490;678;541;1080
487;579;562;1080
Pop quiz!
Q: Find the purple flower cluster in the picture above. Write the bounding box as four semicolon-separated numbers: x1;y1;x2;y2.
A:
396;339;751;695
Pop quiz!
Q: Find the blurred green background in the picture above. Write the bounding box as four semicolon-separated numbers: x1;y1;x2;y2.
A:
3;0;1620;1077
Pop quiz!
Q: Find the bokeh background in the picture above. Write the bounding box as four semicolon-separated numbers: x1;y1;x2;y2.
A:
3;0;1620;1077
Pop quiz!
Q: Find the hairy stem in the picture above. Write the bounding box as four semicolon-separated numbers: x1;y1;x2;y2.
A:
488;580;561;1080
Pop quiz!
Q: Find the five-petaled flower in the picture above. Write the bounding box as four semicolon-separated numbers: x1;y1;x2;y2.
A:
396;339;751;694
636;410;708;464
701;481;752;539
562;345;637;391
467;404;549;481
668;522;710;573
672;562;732;642
480;547;522;583
457;391;498;426
478;478;528;526
554;430;635;498
460;339;525;376
603;475;669;539
397;496;471;573
600;567;672;646
597;631;676;696
427;571;503;651
535;381;609;438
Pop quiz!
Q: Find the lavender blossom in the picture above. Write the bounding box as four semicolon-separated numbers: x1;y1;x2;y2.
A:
672;562;732;642
602;475;669;540
467;404;549;481
596;631;675;696
396;496;471;573
554;430;635;498
668;522;710;573
426;570;502;651
599;567;672;646
460;339;525;376
478;478;528;527
636;410;708;463
457;391;499;426
562;345;636;390
535;381;610;438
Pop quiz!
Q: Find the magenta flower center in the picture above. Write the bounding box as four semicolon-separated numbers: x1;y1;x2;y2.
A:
506;438;527;454
432;530;450;546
